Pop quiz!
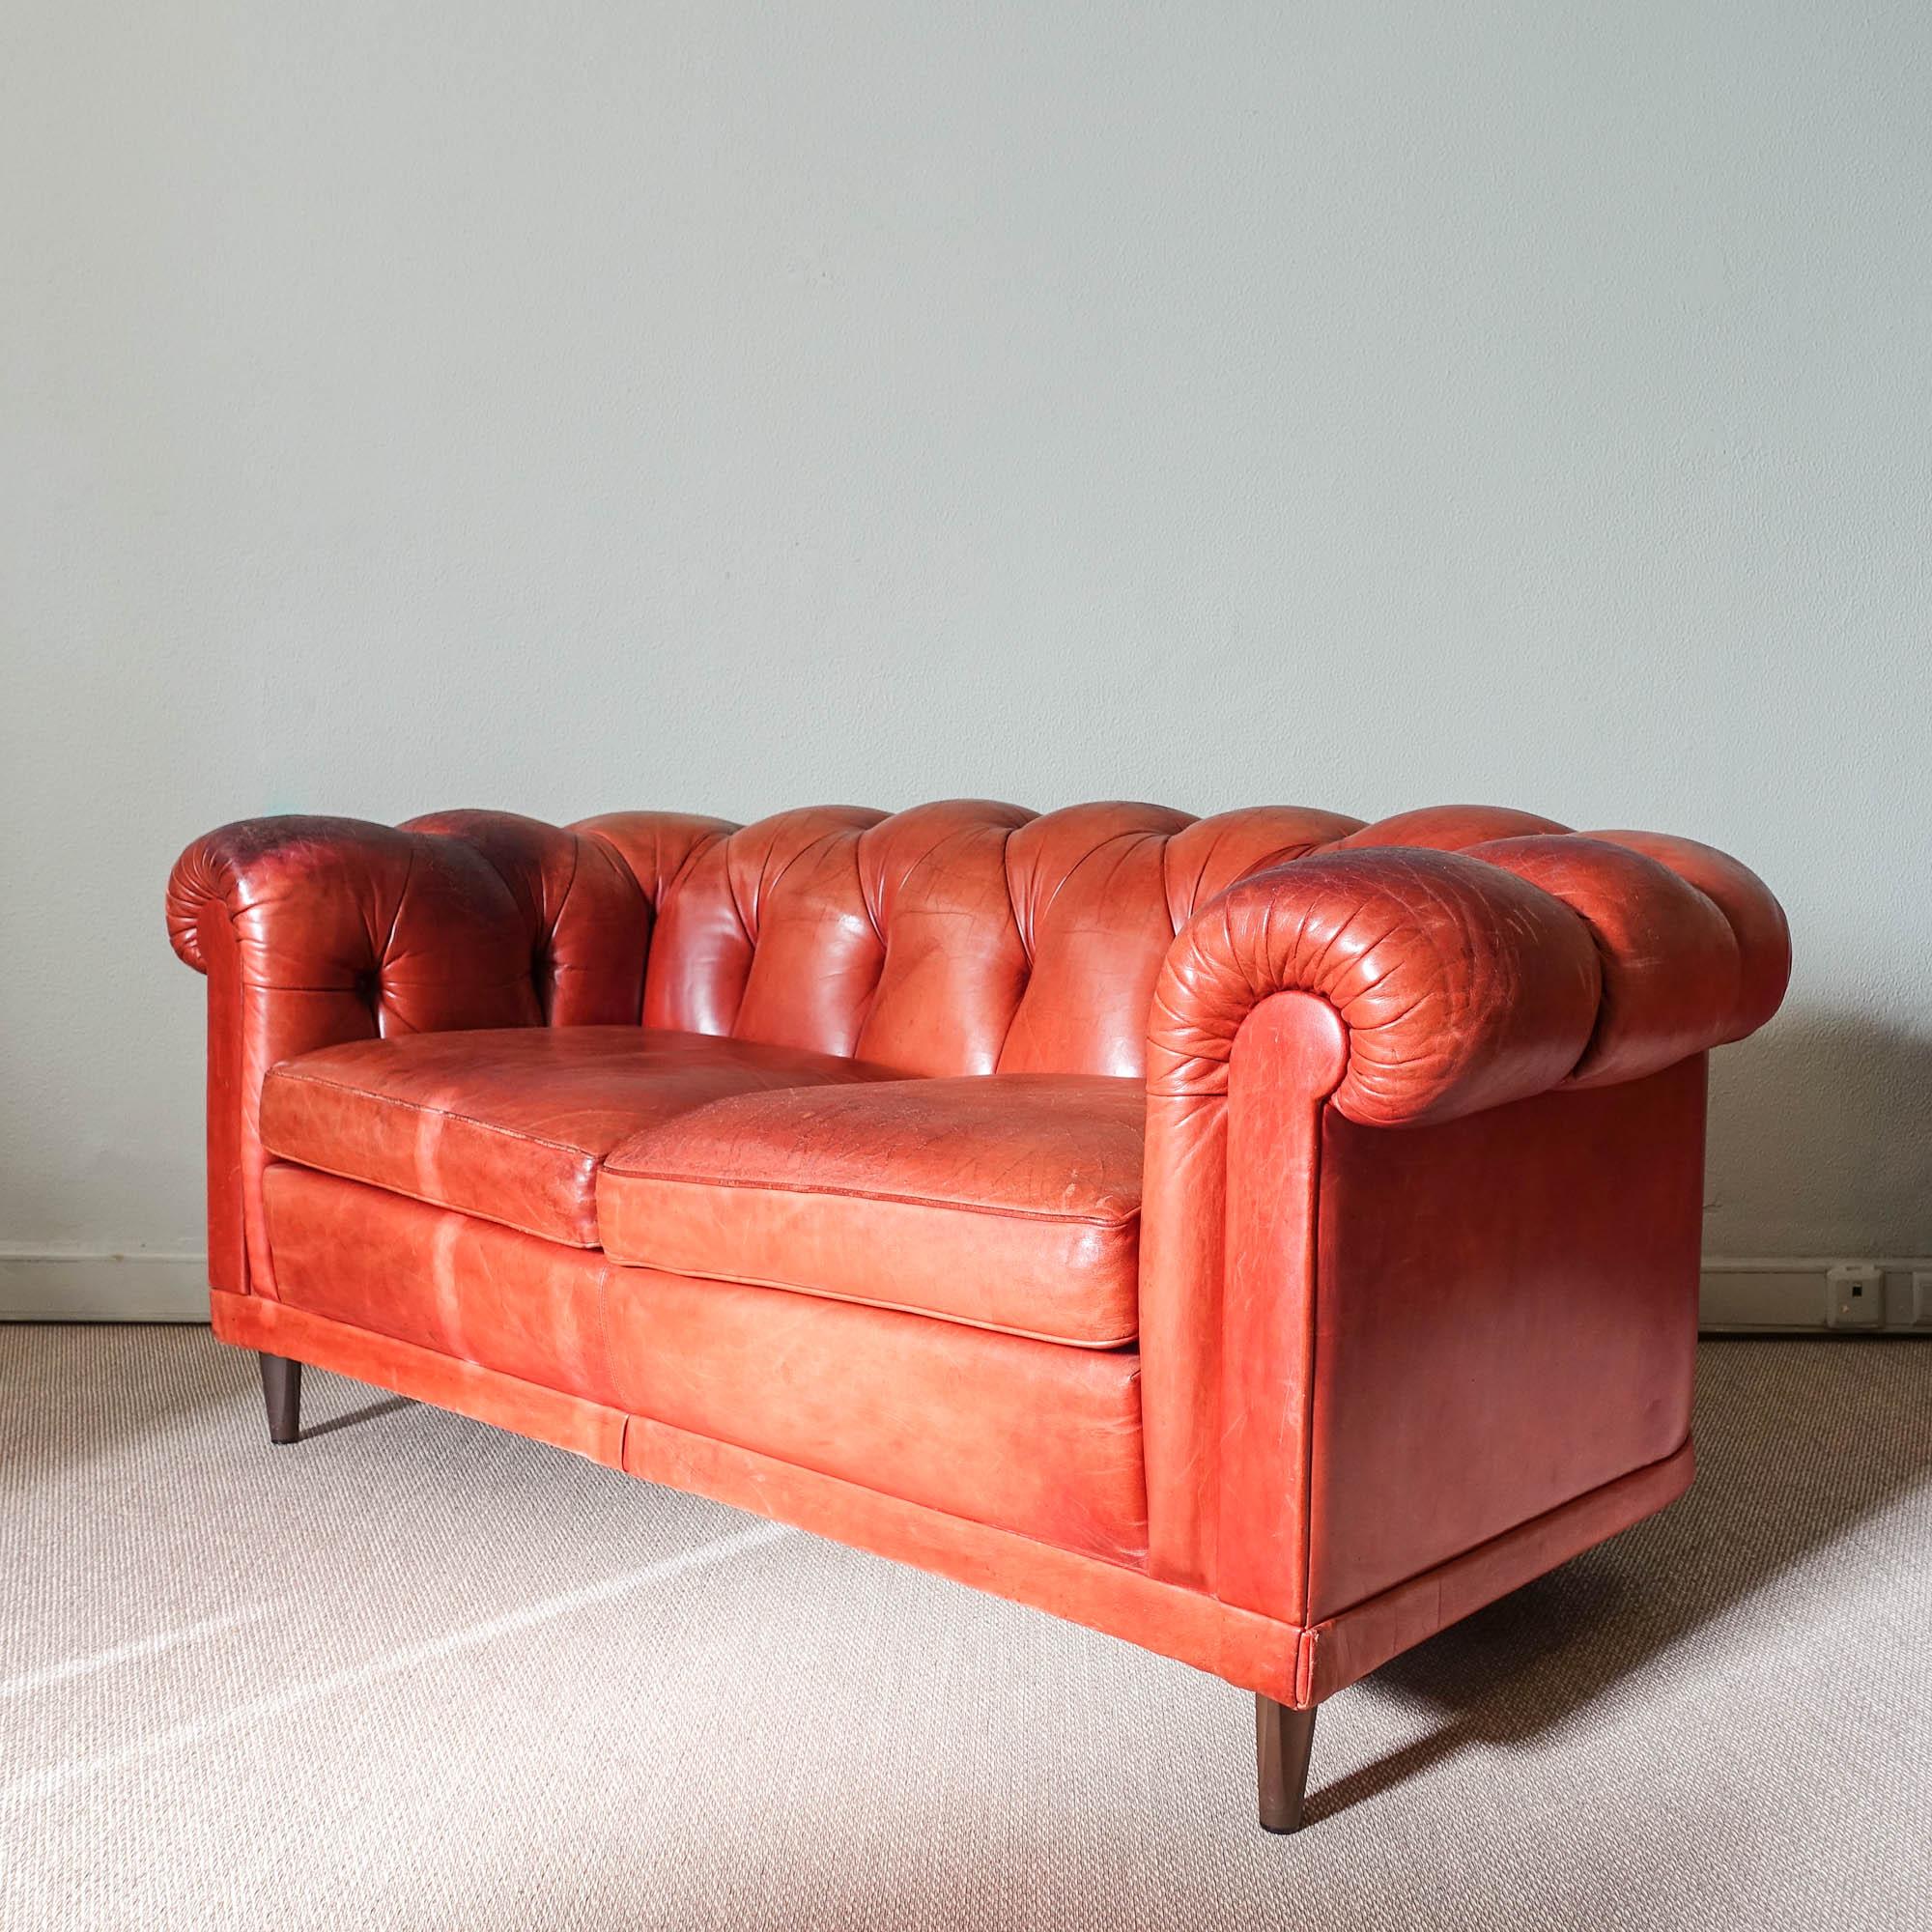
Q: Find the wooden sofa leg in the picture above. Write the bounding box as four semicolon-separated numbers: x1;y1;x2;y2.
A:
259;1353;301;1444
1256;1694;1318;1833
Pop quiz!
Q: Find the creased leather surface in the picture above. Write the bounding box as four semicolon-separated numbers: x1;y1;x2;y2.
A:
599;1073;1145;1345
262;1026;891;1246
264;1162;620;1404
1136;810;1786;1593
165;816;545;1296
1149;848;1605;1132
167;800;1787;1304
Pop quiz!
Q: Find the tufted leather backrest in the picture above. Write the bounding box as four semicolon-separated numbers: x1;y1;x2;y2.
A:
170;799;1787;1091
569;800;1363;1078
534;798;1790;1083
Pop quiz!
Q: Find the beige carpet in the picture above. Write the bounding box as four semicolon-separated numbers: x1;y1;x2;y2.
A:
2;1328;1928;1930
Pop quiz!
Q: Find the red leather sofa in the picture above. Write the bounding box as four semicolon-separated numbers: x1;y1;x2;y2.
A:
165;800;1788;1832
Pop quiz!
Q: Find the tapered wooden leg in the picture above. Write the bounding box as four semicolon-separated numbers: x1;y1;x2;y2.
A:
259;1353;301;1444
1256;1694;1318;1833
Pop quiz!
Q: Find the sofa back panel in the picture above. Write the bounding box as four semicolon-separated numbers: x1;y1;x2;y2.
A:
1329;803;1568;852
594;800;1392;1078
851;801;1037;1074
580;803;1584;1060
404;809;655;1026
724;808;893;1054
574;811;739;1032
637;807;878;1045
993;804;1194;1077
1159;808;1369;931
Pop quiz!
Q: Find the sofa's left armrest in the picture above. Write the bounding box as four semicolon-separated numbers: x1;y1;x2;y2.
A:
166;812;644;1301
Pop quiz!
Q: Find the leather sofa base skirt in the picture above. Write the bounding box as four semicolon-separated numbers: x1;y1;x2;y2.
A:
210;1289;1692;1706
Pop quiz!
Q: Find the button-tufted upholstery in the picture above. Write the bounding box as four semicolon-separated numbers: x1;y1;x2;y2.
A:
170;801;1784;1081
167;797;1788;1827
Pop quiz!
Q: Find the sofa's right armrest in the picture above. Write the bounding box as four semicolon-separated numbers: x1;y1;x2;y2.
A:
1146;846;1609;1130
1137;838;1789;1608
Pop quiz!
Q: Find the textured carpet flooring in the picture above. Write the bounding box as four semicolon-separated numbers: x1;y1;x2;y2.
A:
3;1327;1928;1930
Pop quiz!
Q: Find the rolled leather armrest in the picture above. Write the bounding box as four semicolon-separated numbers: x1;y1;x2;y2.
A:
169;814;552;1009
1149;849;1597;1127
1148;838;1789;1126
166;811;662;1298
1138;834;1790;1597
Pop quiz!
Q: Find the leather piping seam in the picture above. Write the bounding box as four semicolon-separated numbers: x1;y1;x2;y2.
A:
374;844;416;977
1298;1428;1697;1638
618;1404;1150;1570
221;1284;1152;1568
1293;1088;1328;1631
261;1151;599;1249
205;900;256;1296
603;1254;1139;1352
234;974;540;999
597;1167;1141;1229
546;831;583;945
991;823;1035;1063
265;1068;652;1161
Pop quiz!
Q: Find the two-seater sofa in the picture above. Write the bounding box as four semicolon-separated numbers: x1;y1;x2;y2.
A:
165;799;1788;1833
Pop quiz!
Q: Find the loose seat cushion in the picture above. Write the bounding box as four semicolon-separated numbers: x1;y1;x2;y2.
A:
260;1027;893;1247
597;1074;1146;1347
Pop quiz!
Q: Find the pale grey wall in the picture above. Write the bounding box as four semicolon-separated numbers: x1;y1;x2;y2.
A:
4;2;1928;1290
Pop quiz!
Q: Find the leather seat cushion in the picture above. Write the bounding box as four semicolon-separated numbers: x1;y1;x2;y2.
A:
259;1027;894;1247
597;1074;1145;1347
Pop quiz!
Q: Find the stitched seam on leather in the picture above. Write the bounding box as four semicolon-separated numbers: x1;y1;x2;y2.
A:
222;1293;630;1461
206;903;259;1297
531;834;585;1020
599;1169;1141;1228
236;974;540;1000
579;825;646;901
620;1406;1149;1568
1000;822;1032;963
549;832;582;943
668;825;732;902
375;842;416;980
992;823;1035;1064
604;1256;1137;1350
267;1066;609;1160
595;1264;623;1412
264;1151;599;1248
579;825;663;1017
1293;1101;1328;1632
1303;1433;1696;1634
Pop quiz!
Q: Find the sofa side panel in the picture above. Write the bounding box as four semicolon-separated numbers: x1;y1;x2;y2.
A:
1301;1055;1708;1623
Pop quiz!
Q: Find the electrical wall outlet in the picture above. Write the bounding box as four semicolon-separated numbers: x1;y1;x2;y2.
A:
1826;1264;1885;1328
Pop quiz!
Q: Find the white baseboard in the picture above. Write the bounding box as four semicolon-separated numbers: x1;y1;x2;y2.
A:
3;1248;1928;1334
0;1252;211;1321
1699;1259;1932;1334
